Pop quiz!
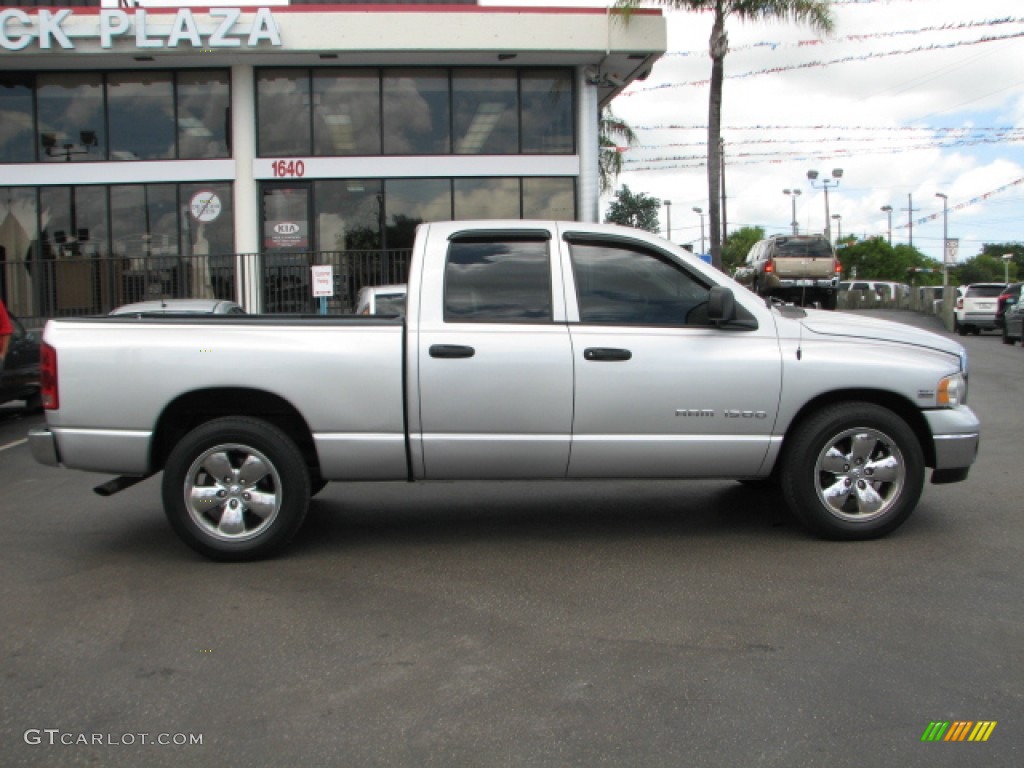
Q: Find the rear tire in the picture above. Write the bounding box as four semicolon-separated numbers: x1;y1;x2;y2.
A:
162;417;311;561
780;403;924;540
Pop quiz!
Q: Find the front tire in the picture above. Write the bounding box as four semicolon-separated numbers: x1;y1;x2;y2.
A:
780;403;924;540
162;417;311;561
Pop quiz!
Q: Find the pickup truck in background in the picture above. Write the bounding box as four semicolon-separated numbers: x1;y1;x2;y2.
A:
733;234;841;309
29;220;980;560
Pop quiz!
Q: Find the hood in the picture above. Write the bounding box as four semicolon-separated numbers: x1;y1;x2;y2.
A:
794;309;965;358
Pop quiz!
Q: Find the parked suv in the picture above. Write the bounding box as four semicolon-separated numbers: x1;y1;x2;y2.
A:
998;282;1023;344
734;234;840;309
954;283;1006;335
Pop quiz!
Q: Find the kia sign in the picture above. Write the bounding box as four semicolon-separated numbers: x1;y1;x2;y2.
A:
264;220;307;250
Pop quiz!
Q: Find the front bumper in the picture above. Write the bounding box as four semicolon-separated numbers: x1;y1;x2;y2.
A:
923;406;980;482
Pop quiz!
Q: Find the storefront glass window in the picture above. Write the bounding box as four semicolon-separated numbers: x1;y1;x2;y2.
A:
382;69;451;155
0;74;34;163
0;187;39;316
452;70;518;155
108;72;176;161
453;178;521;219
177;71;231;160
181;182;234;298
384;179;452;249
314;179;383;252
521;70;574;154
36;73;106;163
313;70;381;157
523;177;576;219
257;69;312;157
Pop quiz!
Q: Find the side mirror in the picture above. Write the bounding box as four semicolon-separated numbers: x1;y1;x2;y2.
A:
707;286;735;324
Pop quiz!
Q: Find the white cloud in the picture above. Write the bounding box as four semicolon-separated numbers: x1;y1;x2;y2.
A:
605;0;1024;261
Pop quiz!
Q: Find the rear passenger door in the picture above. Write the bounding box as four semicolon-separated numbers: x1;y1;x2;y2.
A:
559;230;782;478
414;228;574;479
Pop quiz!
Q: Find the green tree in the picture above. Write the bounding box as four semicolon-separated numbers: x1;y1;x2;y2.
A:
605;184;662;233
721;225;763;274
953;253;1016;285
838;237;940;283
599;108;638;194
616;0;834;271
978;243;1022;282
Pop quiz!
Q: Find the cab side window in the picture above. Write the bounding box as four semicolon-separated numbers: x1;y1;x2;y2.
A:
444;236;552;323
569;240;711;326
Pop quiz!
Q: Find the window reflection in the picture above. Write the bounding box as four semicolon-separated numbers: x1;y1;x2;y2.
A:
570;243;711;326
521;70;574;154
453;70;518;154
382;70;451;155
0;187;38;316
36;73;105;163
258;69;312;157
523;177;575;219
454;178;520;219
385;179;452;249
314;70;381;156
178;71;230;159
314;179;383;251
108;72;175;161
0;74;34;163
445;239;551;323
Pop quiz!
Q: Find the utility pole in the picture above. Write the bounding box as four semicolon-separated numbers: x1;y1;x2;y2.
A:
902;193;919;248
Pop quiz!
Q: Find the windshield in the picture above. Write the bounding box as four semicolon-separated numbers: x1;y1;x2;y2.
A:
774;238;833;257
965;285;1005;298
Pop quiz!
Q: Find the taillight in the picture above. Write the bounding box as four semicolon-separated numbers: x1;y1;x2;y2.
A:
834;260;843;274
40;341;58;410
764;260;774;274
956;298;964;310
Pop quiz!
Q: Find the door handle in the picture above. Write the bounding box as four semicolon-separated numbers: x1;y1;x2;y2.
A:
583;347;632;362
429;344;475;359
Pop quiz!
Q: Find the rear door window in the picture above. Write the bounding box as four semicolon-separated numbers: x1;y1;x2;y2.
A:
444;236;551;323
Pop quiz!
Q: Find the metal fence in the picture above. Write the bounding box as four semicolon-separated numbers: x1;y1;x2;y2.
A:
1;249;412;326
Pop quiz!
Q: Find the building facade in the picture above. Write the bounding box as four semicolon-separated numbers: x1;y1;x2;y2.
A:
0;1;664;316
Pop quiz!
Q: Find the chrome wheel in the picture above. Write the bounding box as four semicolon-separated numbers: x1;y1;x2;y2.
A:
184;443;282;542
815;428;905;523
780;402;923;540
163;417;311;560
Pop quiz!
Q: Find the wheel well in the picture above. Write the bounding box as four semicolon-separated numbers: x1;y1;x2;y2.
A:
782;390;936;467
150;388;320;475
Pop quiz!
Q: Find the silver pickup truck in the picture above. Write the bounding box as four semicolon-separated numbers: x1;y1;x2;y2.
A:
29;220;980;560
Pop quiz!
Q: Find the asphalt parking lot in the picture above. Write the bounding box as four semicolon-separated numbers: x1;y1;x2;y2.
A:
1;310;1021;767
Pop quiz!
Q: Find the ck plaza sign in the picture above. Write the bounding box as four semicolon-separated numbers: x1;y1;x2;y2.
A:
0;7;282;51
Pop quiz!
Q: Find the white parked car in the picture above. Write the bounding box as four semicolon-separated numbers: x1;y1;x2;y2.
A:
110;299;246;316
954;283;1005;335
355;284;407;316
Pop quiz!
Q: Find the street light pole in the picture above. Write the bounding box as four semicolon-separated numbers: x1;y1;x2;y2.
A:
831;214;842;245
783;188;801;235
692;207;706;255
881;205;893;244
1003;254;1013;283
664;200;672;241
936;192;948;288
807;168;843;242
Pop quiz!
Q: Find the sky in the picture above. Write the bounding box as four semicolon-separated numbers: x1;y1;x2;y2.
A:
481;0;1024;265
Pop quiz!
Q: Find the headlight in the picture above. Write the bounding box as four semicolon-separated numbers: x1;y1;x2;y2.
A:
937;372;967;407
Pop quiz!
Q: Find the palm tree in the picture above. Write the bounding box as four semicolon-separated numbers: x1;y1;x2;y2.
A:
599;108;639;194
615;0;834;270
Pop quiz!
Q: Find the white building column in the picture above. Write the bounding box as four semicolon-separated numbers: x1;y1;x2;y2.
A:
231;63;261;312
576;67;600;223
